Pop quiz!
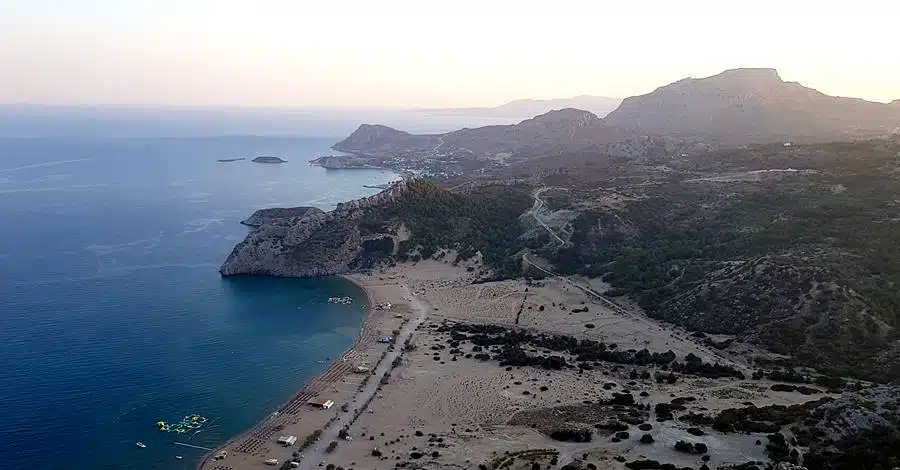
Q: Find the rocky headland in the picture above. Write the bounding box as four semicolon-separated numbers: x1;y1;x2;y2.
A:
219;178;414;277
308;154;384;169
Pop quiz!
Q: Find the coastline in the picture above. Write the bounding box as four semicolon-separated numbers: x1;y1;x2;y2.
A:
196;259;802;470
198;274;410;469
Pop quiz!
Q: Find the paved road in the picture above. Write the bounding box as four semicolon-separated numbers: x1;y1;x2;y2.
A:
529;187;566;247
298;285;429;469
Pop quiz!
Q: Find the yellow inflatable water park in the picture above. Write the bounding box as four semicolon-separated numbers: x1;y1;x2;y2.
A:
156;414;208;433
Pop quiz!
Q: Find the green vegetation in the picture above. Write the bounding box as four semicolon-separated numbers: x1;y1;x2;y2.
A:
804;427;900;470
548;139;900;380
359;180;532;277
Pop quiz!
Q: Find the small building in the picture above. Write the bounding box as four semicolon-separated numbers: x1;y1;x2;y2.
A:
354;366;370;374
308;398;335;409
378;336;392;344
277;435;297;446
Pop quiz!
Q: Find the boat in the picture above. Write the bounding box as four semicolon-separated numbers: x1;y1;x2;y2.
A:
327;296;353;305
175;456;183;460
136;442;147;448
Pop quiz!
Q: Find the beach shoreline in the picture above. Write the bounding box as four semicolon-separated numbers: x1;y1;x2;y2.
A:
197;275;374;469
200;259;792;470
198;274;410;469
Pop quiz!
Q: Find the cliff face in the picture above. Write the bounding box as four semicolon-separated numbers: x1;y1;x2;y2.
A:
219;179;413;277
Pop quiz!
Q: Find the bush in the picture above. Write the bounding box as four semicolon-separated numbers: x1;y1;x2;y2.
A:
640;434;655;444
325;441;338;453
686;427;705;436
625;460;661;469
550;429;593;442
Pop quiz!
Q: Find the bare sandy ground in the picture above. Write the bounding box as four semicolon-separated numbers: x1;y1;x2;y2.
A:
205;259;831;470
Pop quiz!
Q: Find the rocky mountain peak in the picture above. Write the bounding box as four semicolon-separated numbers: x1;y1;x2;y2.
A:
348;124;410;139
711;67;783;82
605;67;900;143
527;108;601;128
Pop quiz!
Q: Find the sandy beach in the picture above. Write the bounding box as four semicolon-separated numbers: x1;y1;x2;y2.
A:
202;259;831;470
198;274;421;470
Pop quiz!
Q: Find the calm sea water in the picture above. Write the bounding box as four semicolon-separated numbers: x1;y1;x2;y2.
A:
0;136;398;470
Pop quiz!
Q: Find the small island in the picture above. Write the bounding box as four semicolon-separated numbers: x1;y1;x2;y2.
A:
252;156;287;164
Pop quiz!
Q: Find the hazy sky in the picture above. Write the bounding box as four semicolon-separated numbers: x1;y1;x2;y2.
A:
3;0;899;107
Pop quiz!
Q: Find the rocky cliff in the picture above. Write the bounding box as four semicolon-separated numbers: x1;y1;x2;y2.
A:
219;178;414;277
240;207;324;227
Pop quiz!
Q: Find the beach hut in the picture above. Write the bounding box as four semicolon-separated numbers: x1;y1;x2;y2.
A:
354;366;370;374
378;336;392;344
308;398;335;409
277;435;297;446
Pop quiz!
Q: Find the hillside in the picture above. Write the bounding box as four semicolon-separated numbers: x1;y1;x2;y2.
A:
332;108;663;162
605;68;900;144
540;138;900;381
220;178;533;278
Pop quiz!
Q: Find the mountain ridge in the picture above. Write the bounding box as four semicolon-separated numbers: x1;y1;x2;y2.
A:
332;107;668;164
605;67;900;143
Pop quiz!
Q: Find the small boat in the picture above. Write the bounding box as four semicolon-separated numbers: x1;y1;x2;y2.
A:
136;442;147;448
327;296;353;305
175;456;183;460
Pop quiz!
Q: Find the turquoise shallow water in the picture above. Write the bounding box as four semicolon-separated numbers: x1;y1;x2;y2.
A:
0;137;397;469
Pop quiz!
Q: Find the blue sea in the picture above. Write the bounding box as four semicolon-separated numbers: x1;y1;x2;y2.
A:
0;136;399;469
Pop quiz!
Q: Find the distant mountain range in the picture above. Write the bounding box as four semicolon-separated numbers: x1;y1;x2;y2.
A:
335;68;900;160
333;108;667;161
604;68;900;144
430;95;623;118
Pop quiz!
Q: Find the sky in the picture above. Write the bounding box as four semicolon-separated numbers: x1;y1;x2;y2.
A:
2;0;899;108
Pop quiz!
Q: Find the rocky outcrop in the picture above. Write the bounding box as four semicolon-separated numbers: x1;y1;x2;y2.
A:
219;179;415;277
241;207;324;227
